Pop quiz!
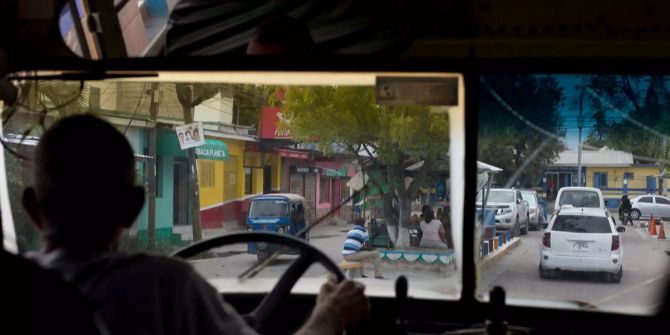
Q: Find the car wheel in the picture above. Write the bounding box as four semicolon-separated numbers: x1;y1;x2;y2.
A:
521;215;529;235
609;268;623;283
257;249;271;263
631;209;641;220
539;264;552;279
514;216;520;237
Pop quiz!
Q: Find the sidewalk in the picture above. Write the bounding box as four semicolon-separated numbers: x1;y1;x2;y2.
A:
479;237;522;271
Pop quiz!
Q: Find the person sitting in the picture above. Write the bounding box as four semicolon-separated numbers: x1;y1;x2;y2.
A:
342;218;385;279
25;115;369;335
419;210;449;249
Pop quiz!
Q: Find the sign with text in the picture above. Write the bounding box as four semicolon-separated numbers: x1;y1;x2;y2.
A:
376;77;458;106
291;166;319;174
195;139;229;161
260;107;291;139
176;122;205;149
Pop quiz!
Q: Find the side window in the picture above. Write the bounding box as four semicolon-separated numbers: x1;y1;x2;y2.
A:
656;197;670;205
639;197;653;203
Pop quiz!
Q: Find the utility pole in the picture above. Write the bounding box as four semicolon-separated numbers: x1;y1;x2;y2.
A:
577;89;584;187
180;85;203;241
146;83;159;249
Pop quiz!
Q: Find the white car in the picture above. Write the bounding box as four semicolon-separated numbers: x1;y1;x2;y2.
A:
476;188;530;236
552;187;610;222
630;194;670;220
539;207;625;283
520;190;543;230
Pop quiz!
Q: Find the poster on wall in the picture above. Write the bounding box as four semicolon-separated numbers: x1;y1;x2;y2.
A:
176;122;205;150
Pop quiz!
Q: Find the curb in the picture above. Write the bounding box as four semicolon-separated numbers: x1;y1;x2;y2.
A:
479;237;522;271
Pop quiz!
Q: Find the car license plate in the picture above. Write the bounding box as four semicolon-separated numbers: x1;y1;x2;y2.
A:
573;241;589;251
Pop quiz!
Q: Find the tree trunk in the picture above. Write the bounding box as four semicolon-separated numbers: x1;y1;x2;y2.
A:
395;194;412;249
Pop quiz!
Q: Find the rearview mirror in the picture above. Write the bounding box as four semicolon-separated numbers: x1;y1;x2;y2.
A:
616;226;626;233
605;200;609;206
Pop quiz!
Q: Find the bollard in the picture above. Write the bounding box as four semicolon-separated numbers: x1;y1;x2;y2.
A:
493;238;499;250
488;239;494;253
506;230;511;242
483;242;489;257
498;234;504;247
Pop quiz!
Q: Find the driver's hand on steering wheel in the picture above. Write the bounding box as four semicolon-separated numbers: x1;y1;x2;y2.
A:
299;277;371;335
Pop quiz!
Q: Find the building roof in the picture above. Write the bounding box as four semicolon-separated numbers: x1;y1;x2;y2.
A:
551;149;634;167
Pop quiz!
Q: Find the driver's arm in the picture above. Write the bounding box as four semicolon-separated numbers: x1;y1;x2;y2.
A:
180;263;369;335
297;278;370;335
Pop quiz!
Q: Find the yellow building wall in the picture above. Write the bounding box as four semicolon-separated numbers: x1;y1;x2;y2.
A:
198;160;224;208
271;154;282;191
585;166;661;190
198;138;248;207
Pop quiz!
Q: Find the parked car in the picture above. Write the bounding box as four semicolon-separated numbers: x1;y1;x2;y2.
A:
630;194;670;220
476;188;529;236
540;207;625;283
521;190;543;230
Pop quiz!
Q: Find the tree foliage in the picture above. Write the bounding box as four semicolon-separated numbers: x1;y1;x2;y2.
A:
280;86;450;247
583;75;670;168
479;75;565;187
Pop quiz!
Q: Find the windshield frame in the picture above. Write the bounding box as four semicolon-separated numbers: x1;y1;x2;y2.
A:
5;58;669;325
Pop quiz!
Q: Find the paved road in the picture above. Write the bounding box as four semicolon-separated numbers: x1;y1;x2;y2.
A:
190;222;459;297
480;219;670;315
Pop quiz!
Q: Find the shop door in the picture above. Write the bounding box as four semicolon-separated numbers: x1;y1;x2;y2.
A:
173;158;188;226
263;166;272;194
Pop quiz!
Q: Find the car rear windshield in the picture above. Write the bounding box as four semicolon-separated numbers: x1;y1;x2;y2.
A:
249;200;289;218
521;193;537;206
558;191;600;208
477;190;514;203
552;215;612;233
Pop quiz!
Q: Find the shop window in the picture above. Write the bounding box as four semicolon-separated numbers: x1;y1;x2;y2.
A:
200;161;215;188
624;172;634;181
224;156;238;201
320;176;331;203
593;172;608;188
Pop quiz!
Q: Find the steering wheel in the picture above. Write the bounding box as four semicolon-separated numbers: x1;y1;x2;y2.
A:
170;232;346;334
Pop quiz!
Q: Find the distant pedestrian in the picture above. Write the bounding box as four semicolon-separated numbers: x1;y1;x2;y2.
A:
342;218;384;279
419;210;449;249
547;179;555;200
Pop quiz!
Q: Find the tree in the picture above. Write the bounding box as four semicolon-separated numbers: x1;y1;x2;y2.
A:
175;83;219;241
583;75;670;169
280;86;450;248
479;75;565;187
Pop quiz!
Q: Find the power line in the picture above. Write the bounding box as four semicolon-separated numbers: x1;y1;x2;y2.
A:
123;83;148;135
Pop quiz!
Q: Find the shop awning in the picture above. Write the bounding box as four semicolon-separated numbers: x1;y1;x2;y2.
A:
195;138;229;161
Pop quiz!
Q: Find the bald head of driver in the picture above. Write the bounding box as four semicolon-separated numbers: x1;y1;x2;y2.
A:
23;115;145;253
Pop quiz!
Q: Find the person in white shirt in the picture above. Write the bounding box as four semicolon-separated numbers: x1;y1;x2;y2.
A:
24;115;370;335
419;210;449;249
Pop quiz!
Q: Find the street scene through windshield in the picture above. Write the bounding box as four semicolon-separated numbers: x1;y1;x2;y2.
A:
478;74;670;315
3;73;463;300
